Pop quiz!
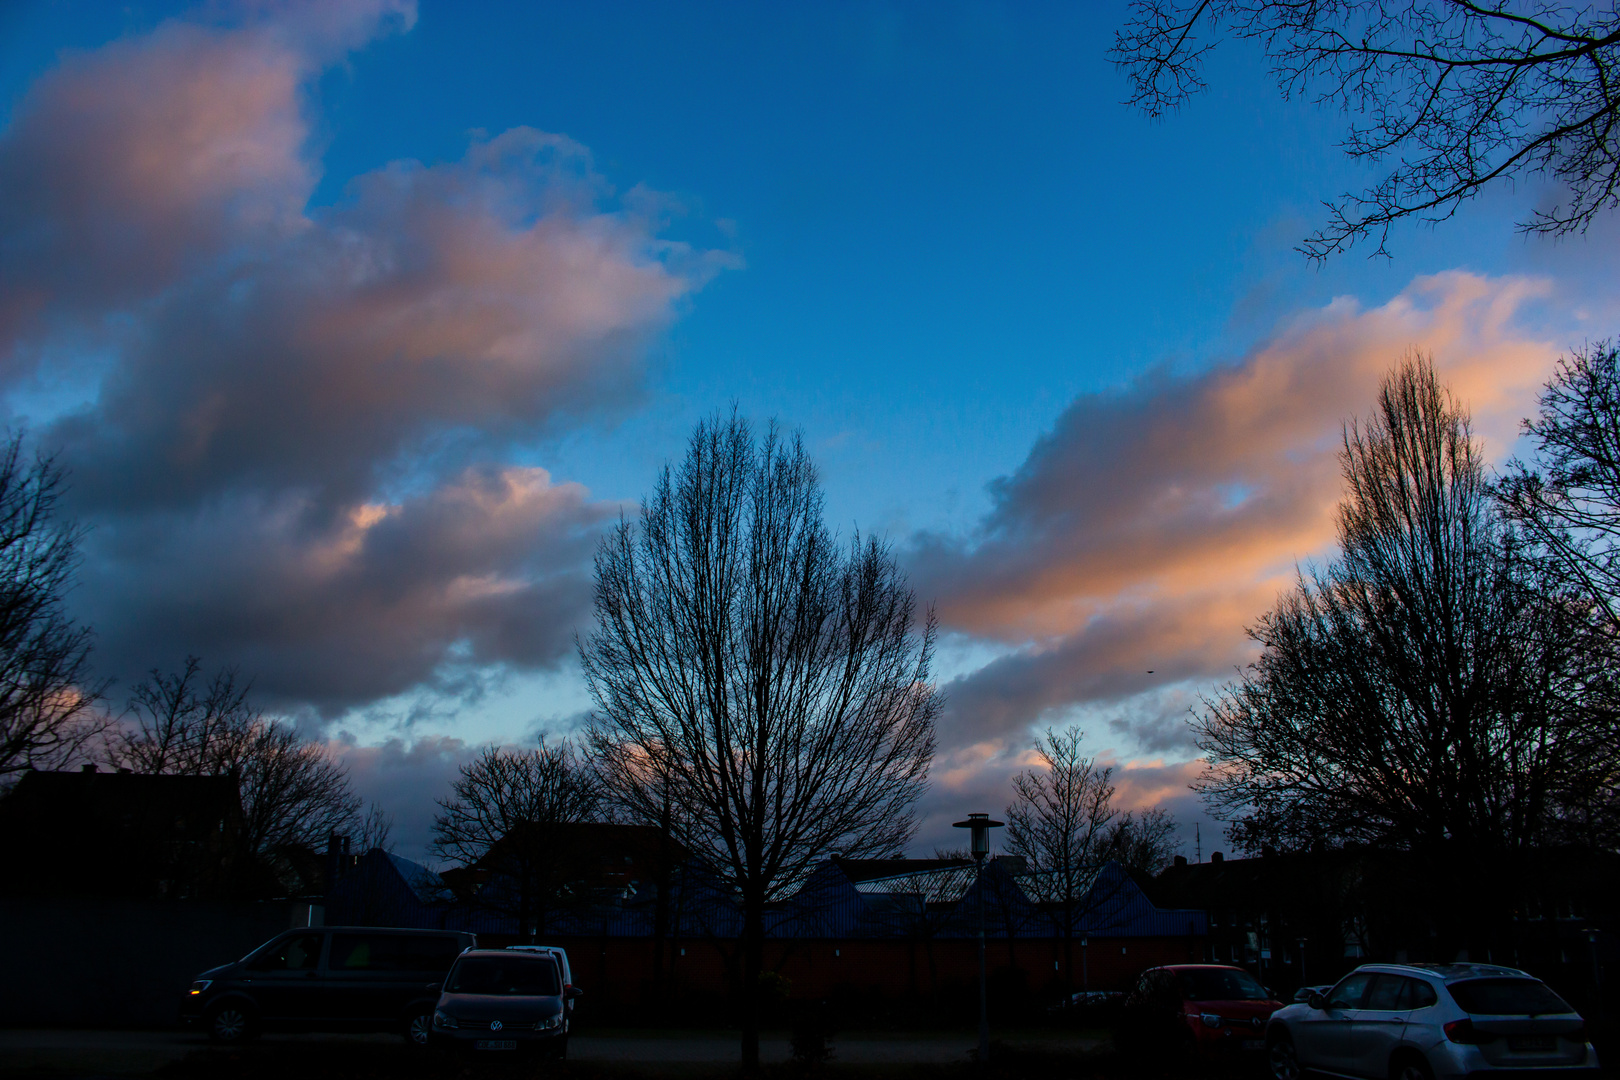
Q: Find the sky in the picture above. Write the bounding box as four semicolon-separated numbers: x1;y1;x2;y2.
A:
2;0;1617;864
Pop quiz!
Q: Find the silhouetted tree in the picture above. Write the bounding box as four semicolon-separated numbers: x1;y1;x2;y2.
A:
0;434;107;781
581;413;939;1070
1105;805;1183;875
1500;340;1620;843
109;657;362;857
431;738;602;941
1113;2;1620;258
1195;357;1616;868
1004;725;1126;994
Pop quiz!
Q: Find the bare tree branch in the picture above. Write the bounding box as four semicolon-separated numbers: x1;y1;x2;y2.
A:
580;412;939;1070
1111;1;1620;259
0;432;108;780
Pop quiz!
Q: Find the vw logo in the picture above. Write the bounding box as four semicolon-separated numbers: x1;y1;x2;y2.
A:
489;1020;503;1031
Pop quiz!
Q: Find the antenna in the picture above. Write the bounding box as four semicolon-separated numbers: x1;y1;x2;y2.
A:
1195;823;1202;864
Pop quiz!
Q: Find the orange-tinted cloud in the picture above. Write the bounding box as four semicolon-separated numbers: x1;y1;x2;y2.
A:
917;272;1562;753
0;7;724;712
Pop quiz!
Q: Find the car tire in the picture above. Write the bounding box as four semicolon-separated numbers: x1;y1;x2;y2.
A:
404;1010;434;1048
206;1001;257;1044
1267;1031;1301;1080
1390;1052;1433;1080
552;1036;568;1061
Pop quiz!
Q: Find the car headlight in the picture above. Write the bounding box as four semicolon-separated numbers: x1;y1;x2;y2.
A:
538;1014;563;1031
1200;1013;1223;1028
188;980;212;996
433;1010;459;1030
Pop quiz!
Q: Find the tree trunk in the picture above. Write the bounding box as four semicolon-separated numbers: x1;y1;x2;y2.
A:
741;895;764;1071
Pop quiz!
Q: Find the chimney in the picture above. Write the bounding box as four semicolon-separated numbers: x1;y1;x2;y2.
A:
80;763;97;773
1173;854;1188;868
1211;851;1224;863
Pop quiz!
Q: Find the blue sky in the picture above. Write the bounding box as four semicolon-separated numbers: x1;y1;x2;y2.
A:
2;0;1615;860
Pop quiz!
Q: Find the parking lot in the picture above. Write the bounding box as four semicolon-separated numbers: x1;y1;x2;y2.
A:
0;1027;1121;1079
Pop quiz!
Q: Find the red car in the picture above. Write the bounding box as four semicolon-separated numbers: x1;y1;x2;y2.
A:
1116;964;1285;1059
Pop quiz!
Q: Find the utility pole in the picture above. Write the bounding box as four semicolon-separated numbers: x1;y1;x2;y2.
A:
954;813;1003;1067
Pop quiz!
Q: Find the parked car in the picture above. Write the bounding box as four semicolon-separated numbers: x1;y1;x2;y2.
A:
1294;984;1334;1003
1116;964;1284;1059
430;949;583;1059
1265;962;1601;1080
180;926;475;1045
504;945;580;1024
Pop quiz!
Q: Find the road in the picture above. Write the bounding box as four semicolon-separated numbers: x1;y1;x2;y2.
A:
0;1028;1106;1074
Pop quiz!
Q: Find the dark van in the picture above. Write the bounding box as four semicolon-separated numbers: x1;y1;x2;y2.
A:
180;927;476;1045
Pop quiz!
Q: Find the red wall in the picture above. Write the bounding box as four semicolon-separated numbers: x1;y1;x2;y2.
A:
491;934;1204;1007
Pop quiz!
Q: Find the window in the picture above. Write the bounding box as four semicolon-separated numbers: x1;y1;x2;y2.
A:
330;934;464;972
1363;975;1404;1011
1448;979;1573;1016
1325;973;1372;1010
446;956;560;997
248;933;323;971
1178;968;1269;1002
1395;978;1438;1010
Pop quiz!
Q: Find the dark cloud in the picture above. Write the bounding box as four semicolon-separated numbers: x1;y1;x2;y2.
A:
78;467;606;714
332;733;477;864
0;8;722;715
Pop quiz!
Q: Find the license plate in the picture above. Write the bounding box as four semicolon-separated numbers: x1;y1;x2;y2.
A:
1242;1039;1265;1050
475;1040;518;1050
1509;1036;1556;1052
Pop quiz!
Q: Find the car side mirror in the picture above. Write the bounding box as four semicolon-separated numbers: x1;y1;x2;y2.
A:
1308;992;1325;1010
565;985;584;1001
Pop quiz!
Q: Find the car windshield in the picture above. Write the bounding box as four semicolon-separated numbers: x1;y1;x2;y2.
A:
446;956;559;997
1448;979;1573;1016
1180;968;1269;1001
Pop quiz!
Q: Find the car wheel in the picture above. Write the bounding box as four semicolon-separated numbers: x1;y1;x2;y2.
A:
404;1010;433;1048
1390;1053;1433;1080
206;1002;255;1044
552;1036;568;1061
1268;1032;1301;1080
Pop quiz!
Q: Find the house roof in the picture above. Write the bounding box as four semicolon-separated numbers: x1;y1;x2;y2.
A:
832;857;972;883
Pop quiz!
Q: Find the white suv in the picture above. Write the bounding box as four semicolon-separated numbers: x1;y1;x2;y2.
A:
1265;962;1600;1080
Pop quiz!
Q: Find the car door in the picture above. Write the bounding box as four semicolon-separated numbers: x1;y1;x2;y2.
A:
1294;971;1371;1073
325;932;400;1028
240;931;327;1024
1347;974;1409;1077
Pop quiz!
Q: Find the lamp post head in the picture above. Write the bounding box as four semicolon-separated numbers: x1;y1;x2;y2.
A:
952;812;1004;860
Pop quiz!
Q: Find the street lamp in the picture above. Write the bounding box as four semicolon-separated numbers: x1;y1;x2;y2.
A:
953;812;1003;1065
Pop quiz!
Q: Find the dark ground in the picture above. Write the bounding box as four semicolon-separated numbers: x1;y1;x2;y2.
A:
0;1029;1265;1080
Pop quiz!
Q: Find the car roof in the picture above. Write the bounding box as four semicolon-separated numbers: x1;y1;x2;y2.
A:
1152;964;1258;972
458;948;558;961
315;926;472;936
1353;962;1530;982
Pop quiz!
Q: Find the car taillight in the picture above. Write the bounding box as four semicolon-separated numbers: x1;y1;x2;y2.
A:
1444;1019;1497;1044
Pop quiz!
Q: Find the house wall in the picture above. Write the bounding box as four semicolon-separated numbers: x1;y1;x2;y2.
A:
476;932;1203;1013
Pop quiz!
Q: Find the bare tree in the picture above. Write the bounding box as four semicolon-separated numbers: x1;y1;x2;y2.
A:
1112;2;1620;259
1194;357;1617;876
1499;340;1620;842
356;803;395;852
580;413;939;1070
109;658;361;857
0;434;107;781
1104;805;1183;875
1003;725;1118;995
1502;341;1620;631
430;738;602;941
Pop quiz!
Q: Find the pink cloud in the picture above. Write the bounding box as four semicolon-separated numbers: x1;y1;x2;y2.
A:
0;7;728;712
918;272;1564;759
